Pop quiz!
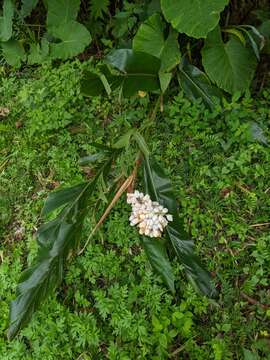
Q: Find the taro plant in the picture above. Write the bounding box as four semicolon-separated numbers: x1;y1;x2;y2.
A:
7;0;269;340
0;0;268;97
0;0;92;67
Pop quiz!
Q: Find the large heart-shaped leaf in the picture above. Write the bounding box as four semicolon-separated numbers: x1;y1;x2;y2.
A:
105;49;161;96
1;40;26;67
47;0;80;27
178;60;222;110
201;26;257;94
49;21;91;60
0;0;14;42
141;236;175;293
133;13;180;72
8;158;113;339
142;155;217;297
161;0;228;39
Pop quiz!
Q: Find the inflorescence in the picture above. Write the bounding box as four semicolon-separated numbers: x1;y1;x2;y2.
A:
127;190;173;238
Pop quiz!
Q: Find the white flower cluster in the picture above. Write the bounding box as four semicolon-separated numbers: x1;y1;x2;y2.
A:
127;190;173;238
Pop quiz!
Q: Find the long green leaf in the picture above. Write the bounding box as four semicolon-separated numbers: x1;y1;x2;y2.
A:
42;183;87;216
8;159;113;339
178;60;222;110
142;155;217;297
141;236;175;293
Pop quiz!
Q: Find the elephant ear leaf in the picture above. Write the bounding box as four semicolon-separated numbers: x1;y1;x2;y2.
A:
49;21;92;60
142;155;217;298
161;0;228;39
201;26;257;94
105;49;161;97
8;158;113;340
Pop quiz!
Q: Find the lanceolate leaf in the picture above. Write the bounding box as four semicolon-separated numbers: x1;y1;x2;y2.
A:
133;13;180;72
8;159;113;340
105;49;161;97
178;60;222;110
0;0;14;42
259;20;270;54
42;183;87;216
49;21;91;60
201;26;257;94
238;25;265;60
141;236;175;293
161;0;228;39
78;153;106;166
142;155;217;297
47;0;80;27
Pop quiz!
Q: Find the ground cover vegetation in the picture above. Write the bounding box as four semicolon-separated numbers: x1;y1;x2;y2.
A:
0;61;269;359
0;0;270;359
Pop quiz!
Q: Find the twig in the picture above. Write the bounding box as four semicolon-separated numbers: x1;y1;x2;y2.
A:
78;170;136;255
0;158;9;173
0;152;16;173
240;292;270;309
236;183;251;194
250;222;270;228
169;337;196;358
170;344;186;357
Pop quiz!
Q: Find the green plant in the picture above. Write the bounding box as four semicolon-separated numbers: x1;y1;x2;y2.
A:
7;113;217;339
2;0;270;351
0;0;92;66
1;1;269;95
1;65;270;357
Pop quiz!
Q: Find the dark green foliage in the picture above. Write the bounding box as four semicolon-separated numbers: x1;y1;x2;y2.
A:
0;0;92;65
178;59;222;110
202;26;257;94
1;62;270;358
8;159;113;340
140;236;175;294
161;0;229;38
142;156;217;297
1;0;269;94
105;49;161;96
